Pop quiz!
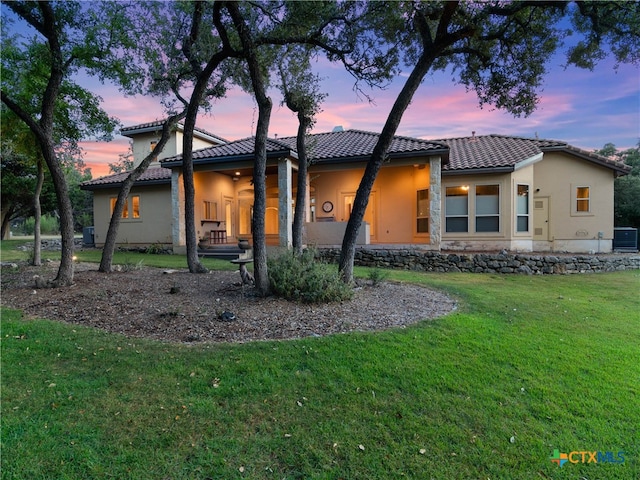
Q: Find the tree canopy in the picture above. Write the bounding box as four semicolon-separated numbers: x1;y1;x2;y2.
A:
337;0;640;282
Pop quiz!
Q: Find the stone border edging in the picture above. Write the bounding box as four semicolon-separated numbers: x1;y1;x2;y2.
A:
318;249;640;274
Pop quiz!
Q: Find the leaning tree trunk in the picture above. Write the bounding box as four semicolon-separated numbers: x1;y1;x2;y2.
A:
1;205;14;240
227;1;272;295
339;51;436;283
250;95;273;295
99;113;185;272
178;3;232;274
41;136;76;286
31;159;45;266
181;102;209;274
292;113;311;253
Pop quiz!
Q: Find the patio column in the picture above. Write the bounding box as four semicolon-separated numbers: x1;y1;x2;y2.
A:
429;157;442;250
278;157;293;247
171;170;187;254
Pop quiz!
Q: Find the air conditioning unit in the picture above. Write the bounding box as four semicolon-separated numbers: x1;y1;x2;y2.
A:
613;227;638;252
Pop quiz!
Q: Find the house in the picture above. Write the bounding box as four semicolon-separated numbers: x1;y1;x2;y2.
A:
82;123;630;254
82;121;226;247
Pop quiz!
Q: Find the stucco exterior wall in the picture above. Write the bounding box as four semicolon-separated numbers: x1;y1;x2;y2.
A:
534;152;615;253
92;184;173;247
130;132;179;169
441;171;529;251
193;171;237;241
130;130;217;170
174;131;217;155
310;164;431;245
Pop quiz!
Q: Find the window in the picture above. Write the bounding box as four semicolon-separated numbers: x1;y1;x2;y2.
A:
203;200;217;220
475;184;499;232
416;189;429;233
576;186;590;212
445;186;469;232
131;195;140;218
110;195;140;219
516;184;529;232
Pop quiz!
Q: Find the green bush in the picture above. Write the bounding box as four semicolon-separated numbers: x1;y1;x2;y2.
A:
268;248;353;303
18;215;60;235
367;267;389;286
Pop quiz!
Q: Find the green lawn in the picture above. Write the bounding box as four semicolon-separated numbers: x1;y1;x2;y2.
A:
1;241;639;479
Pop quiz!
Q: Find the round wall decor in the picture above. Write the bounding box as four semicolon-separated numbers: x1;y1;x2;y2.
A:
322;201;333;213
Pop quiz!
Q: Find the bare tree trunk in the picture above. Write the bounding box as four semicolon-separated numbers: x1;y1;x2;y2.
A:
42;136;76;286
227;2;272;295
339;52;436;283
1;205;13;240
48;155;75;286
99;113;185;272
250;96;273;295
292;114;311;253
32;159;44;266
181;104;209;274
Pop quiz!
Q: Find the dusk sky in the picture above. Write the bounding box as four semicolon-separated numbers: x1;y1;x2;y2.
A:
81;52;640;178
4;5;639;179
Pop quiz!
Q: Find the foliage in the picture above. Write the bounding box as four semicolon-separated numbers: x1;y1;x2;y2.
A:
62;158;94;231
1;1;146;285
338;1;640;282
0;107;58;237
108;147;135;174
596;143;640;228
2;269;638;479
367;267;389;286
14;214;60;236
614;175;640;228
268;248;353;303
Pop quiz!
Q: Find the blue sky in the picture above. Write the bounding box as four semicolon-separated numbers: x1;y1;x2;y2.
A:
3;4;638;177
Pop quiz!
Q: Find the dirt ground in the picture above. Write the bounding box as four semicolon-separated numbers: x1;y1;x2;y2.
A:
1;261;457;344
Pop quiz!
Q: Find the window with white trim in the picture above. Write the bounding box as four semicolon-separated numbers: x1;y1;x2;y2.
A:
445;186;469;232
416;189;429;233
516;184;529;232
475;184;500;232
576;186;590;212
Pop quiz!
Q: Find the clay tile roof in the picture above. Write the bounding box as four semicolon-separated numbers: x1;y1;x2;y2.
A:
80;167;171;190
120;120;228;144
277;129;448;162
438;134;629;175
193;137;293;159
161;129;447;167
161;137;295;166
438;135;551;172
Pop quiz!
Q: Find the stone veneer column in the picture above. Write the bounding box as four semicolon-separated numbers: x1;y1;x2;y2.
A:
429;157;442;250
171;170;186;254
278;158;293;247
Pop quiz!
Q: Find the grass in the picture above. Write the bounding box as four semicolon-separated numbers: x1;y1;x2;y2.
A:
0;239;235;271
1;239;639;479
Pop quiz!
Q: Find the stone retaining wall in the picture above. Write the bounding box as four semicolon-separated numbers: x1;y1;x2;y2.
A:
318;248;640;274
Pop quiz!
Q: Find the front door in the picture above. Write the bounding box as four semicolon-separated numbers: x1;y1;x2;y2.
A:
533;197;549;240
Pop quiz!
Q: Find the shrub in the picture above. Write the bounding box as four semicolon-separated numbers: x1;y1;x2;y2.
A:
18;215;60;235
268;248;353;303
367;267;389;286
